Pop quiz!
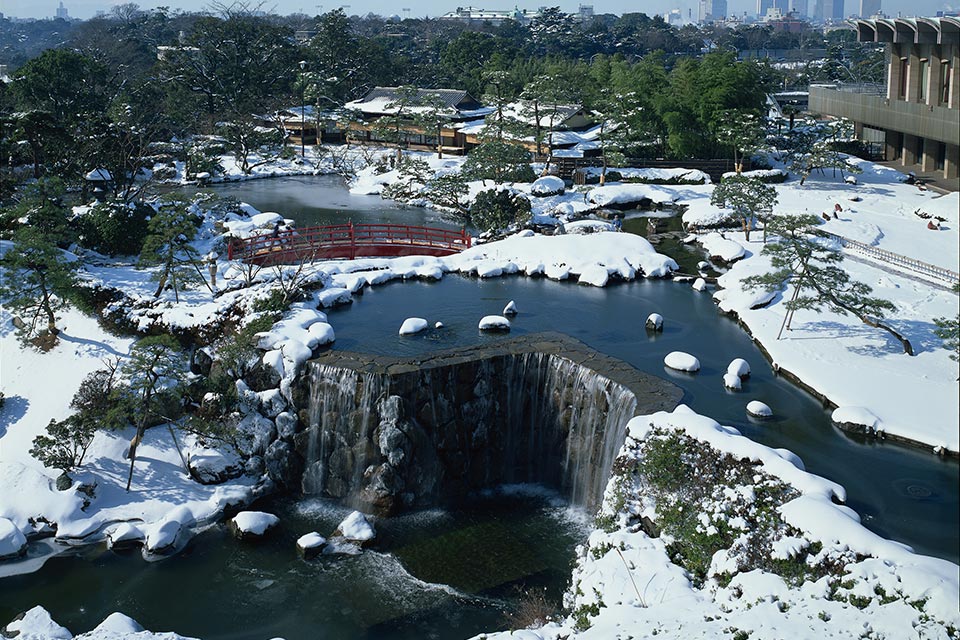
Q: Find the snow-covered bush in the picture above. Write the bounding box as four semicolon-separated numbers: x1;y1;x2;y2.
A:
78;201;151;256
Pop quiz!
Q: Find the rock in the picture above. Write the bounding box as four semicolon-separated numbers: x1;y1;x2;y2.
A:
747;400;773;419
399;317;429;335
332;510;376;547
844;175;858;185
106;522;144;551
230;511;280;541
187;448;244;485
275;411;299;439
692;277;707;292
435;321;444;329
478;315;511;332
530;175;565;197
2;606;72;639
697;261;711;272
503;300;518;316
144;505;194;555
264;439;303;491
726;358;751;379
645;313;663;331
191;348;214;376
88;612;145;635
831;406;881;434
296;532;327;559
256;388;287;418
664;351;700;373
0;517;27;561
723;372;742;391
245;455;265;477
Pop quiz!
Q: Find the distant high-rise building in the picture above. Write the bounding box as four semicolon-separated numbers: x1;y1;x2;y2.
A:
699;0;727;22
789;0;809;17
55;1;69;19
813;0;844;21
859;0;880;17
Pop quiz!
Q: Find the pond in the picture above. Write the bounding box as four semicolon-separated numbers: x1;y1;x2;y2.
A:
2;175;956;639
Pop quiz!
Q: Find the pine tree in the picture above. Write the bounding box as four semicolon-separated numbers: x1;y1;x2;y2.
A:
743;214;912;355
139;198;211;301
709;175;778;242
0;227;78;342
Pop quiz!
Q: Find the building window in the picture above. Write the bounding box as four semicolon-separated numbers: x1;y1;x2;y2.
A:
899;58;908;98
919;59;929;101
940;61;952;105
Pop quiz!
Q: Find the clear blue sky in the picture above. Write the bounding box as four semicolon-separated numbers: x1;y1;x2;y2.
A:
3;0;955;22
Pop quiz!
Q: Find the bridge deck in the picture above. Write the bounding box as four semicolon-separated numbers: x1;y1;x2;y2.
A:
228;223;472;266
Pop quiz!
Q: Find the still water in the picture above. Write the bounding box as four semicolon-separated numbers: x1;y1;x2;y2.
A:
2;175;956;639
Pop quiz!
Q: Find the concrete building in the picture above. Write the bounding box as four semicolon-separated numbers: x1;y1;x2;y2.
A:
55;1;68;19
809;17;960;179
699;0;727;22
859;0;881;18
813;0;844;22
438;7;541;25
789;0;809;18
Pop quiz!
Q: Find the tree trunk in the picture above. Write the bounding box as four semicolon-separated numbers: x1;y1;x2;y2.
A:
862;316;914;355
39;278;59;336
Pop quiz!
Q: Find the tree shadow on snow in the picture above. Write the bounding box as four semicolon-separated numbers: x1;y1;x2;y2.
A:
0;394;30;439
786;318;945;357
59;331;128;358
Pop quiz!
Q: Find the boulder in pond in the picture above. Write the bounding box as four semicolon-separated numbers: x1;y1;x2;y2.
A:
479;315;511;332
230;511;280;541
727;358;751;379
0;517;27;561
747;400;773;419
399;317;428;336
332;510;376;547
664;351;700;373
723;372;742;391
297;532;327;559
645;313;663;331
503;300;518;316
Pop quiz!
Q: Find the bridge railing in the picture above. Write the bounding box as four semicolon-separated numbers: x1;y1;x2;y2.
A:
227;222;472;263
821;231;960;286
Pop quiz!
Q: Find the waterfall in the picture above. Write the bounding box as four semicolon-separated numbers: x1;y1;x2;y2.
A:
295;338;678;514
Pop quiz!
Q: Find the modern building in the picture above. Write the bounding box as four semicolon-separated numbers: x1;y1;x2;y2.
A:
55;1;68;19
698;0;727;23
859;0;881;18
758;0;788;19
808;17;959;179
438;7;541;25
789;0;809;18
813;0;844;22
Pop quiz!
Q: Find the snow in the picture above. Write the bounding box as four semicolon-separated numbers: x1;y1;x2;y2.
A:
723;372;742;390
398;317;429;335
664;351;701;372
478;315;511;331
502;300;518;316
335;510;375;542
0;517;27;559
700;232;747;263
645;313;663;330
105;522;144;548
747;400;774;418
585;183;676;208
4;606;72;639
692;277;707;291
231;511;279;536
297;532;327;550
530;175;565;197
831;406;881;431
727;358;751;378
88;613;144;634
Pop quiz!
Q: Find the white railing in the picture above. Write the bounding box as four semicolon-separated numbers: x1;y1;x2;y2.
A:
822;231;960;286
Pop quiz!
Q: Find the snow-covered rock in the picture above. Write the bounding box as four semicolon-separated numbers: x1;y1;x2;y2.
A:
333;511;376;546
664;351;700;372
723;372;742;391
692;277;707;292
831;406;882;433
105;522;144;550
747;400;773;418
578;264;610;287
478;315;511;332
297;532;327;559
727;358;751;378
700;232;747;264
530;175;565;197
87;612;144;635
0;517;27;560
144;505;194;555
434;321;444;329
230;511;280;540
2;606;72;639
502;300;518;316
187;447;244;485
645;313;663;331
398;317;429;335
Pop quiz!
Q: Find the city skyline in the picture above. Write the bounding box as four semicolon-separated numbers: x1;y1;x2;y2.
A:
2;0;956;21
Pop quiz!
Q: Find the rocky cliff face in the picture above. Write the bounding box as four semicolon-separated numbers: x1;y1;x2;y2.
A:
290;333;682;515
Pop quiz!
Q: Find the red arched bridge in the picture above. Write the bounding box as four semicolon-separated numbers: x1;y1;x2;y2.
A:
227;223;472;265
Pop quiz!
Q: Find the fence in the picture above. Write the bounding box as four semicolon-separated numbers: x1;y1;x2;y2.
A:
823;231;960;285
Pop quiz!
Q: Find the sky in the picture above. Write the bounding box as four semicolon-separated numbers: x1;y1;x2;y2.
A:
2;0;957;22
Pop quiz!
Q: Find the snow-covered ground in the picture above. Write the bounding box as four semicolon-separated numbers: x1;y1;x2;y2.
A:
1;144;958;638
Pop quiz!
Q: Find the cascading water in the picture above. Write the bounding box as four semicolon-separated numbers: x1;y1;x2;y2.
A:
293;335;680;514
